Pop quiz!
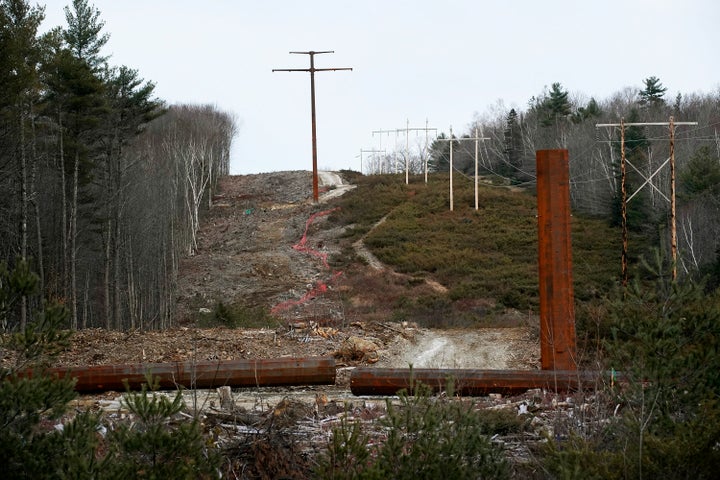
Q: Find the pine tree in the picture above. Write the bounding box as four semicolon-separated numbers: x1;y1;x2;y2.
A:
0;1;44;253
679;145;720;198
0;259;100;478
572;97;602;123
104;377;221;479
605;257;720;478
540;82;571;127
428;132;456;172
503;108;522;168
638;75;667;107
41;45;107;328
1;260;220;478
98;65;163;329
62;0;109;70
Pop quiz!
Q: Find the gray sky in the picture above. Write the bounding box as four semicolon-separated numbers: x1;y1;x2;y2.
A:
40;0;720;174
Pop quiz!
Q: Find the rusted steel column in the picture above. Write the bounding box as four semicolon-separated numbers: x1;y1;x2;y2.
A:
536;149;577;371
350;368;603;396
37;357;336;393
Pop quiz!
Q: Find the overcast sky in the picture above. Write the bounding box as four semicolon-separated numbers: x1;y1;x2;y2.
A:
40;0;719;175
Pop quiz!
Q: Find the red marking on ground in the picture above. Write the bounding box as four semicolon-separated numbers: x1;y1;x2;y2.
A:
272;208;343;314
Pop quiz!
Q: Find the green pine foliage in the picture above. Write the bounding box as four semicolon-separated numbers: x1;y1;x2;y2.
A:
1;260;220;478
538;82;572;127
680;145;720;198
572;97;602;124
542;253;720;479
502;108;524;178
103;376;220;479
195;301;279;329
638;76;667;107
0;259;92;479
428;132;458;172
316;382;513;479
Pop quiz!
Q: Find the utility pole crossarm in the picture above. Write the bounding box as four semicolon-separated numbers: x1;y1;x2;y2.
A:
595;122;697;127
358;148;385;174
273;67;353;73
273;50;352;202
436;129;490;211
595;117;698;283
289;50;334;55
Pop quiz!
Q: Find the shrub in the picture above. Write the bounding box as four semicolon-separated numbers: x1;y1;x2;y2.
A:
1;260;220;479
316;382;511;479
542;252;720;479
103;376;220;479
198;301;279;329
0;260;108;478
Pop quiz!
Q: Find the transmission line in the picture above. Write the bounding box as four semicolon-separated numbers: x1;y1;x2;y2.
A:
273;51;352;202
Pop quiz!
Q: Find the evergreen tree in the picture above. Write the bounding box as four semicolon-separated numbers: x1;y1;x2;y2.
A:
503;108;522;168
428;132;457;172
673;92;683;115
1;261;220;478
97;65;163;329
0;0;45;262
638;75;667;107
104;377;221;479
679;145;720;198
62;0;109;70
543;259;720;478
606;257;720;478
540;82;571;127
547;82;571;117
0;259;100;478
572;97;602;123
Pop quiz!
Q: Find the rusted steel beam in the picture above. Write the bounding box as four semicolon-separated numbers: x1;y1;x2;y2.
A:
37;357;336;393
536;149;577;370
350;368;605;396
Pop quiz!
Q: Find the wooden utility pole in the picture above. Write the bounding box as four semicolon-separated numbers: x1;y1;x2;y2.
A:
423;119;438;184
434;127;457;211
396;119;438;184
472;127;491;210
437;127;489;211
372;128;395;174
273;51;352;202
450;126;454;211
596;117;697;284
669;116;677;280
358;148;384;175
620;118;628;286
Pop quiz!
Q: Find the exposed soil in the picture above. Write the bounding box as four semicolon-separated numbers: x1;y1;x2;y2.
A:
55;171;539;374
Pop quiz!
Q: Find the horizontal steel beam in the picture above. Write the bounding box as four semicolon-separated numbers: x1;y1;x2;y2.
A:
34;357;336;393
350;368;608;396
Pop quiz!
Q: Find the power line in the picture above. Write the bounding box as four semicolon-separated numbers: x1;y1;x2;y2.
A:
596;117;698;283
435;127;490;211
395;119;438;184
273;50;352;202
357;148;385;175
371;128;396;174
